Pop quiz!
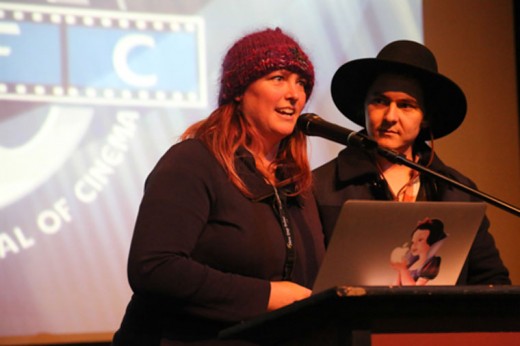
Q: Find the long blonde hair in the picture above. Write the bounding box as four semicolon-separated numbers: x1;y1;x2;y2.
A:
181;103;312;197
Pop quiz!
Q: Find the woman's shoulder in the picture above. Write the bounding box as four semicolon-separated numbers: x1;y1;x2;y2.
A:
160;139;214;163
142;139;226;195
151;139;221;177
165;138;211;157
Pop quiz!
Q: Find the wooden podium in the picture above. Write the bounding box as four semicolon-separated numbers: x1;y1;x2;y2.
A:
218;285;520;346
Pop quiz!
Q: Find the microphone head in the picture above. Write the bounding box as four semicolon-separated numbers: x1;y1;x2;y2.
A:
297;112;377;149
297;113;320;134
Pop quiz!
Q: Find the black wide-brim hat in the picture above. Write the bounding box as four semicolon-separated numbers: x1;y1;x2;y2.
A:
331;40;467;140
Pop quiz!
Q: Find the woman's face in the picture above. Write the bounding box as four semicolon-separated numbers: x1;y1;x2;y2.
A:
410;229;430;256
364;73;425;157
238;69;308;149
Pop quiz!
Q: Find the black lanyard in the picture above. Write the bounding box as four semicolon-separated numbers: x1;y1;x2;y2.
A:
273;187;295;280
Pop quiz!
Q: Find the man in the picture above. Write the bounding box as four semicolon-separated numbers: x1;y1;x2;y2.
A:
313;40;510;285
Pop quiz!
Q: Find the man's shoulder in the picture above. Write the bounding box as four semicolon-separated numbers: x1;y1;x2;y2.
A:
431;154;478;188
313;157;338;177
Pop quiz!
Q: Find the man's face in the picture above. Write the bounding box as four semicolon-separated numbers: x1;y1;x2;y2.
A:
364;73;426;156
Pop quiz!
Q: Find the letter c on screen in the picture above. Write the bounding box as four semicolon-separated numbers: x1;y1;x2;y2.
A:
113;34;158;88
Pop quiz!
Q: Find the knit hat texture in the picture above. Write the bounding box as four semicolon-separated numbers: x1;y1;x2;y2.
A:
218;27;314;106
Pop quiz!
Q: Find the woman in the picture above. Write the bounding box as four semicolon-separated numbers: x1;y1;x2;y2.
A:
112;28;325;345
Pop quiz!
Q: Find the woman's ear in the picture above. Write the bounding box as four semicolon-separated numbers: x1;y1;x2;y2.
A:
234;95;242;103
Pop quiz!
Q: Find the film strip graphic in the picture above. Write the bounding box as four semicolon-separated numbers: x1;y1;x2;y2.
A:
0;2;207;108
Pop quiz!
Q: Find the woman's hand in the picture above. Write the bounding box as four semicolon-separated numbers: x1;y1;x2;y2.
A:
267;281;311;311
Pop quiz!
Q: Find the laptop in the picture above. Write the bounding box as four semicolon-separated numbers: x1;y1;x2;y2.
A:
312;200;486;293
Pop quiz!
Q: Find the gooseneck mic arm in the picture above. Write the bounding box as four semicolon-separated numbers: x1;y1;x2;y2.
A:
297;113;520;217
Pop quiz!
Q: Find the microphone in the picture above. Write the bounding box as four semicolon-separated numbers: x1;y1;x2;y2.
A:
297;113;378;150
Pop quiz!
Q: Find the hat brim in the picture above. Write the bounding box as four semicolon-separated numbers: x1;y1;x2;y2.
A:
331;58;467;140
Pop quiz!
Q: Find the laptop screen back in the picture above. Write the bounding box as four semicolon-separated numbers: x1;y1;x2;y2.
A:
312;200;486;293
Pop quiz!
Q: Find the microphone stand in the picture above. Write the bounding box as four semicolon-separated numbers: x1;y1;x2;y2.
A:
298;113;519;216
368;140;520;217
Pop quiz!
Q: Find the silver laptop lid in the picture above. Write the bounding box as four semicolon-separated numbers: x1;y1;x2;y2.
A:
313;200;486;293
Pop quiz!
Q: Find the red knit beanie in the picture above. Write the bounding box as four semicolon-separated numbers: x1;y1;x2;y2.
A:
218;27;315;106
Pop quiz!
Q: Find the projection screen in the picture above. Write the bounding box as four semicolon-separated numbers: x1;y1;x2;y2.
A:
0;0;422;343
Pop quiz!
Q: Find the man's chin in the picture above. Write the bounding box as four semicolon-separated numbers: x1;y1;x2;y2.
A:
376;141;410;155
376;138;400;149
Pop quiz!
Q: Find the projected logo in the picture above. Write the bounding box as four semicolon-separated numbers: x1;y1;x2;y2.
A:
0;3;207;107
0;3;205;209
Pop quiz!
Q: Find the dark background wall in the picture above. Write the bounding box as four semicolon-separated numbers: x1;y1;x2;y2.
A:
423;0;520;285
516;0;520;123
